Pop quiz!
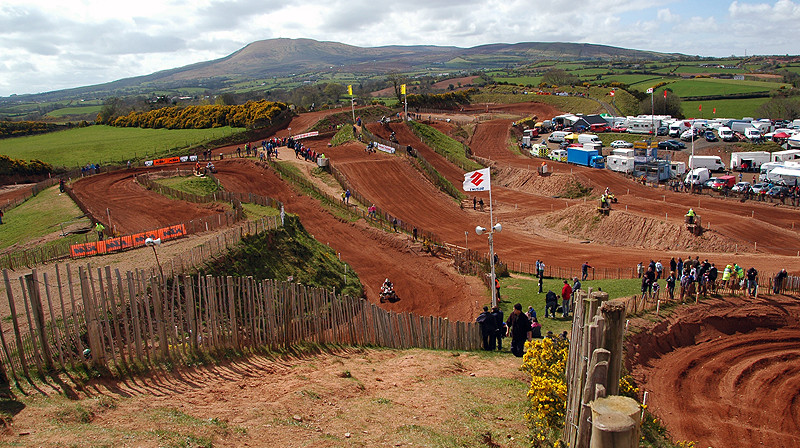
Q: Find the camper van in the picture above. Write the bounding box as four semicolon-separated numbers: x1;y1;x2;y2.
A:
689;155;725;171
577;134;603;146
626;118;656;134
611;148;634;157
718;126;735;142
548;131;569;143
743;127;762;141
684;168;711;185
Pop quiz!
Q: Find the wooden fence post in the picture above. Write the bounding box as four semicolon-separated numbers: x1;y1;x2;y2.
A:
589;396;641;448
3;269;28;378
600;301;626;396
25;271;54;371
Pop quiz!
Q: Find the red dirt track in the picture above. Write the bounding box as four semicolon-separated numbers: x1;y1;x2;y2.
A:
70;167;228;235
627;293;800;448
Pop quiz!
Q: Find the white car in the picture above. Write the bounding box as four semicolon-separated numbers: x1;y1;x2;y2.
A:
732;181;751;192
680;129;699;141
610;140;634;149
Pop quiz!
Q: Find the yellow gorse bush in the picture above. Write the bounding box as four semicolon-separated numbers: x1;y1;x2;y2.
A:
520;337;569;446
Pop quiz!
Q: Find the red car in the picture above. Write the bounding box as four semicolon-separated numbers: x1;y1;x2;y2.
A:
610;125;628;133
590;123;610;133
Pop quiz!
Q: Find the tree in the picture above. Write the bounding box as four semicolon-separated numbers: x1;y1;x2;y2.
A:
640;90;683;118
542;69;579;87
387;72;408;103
756;97;800;120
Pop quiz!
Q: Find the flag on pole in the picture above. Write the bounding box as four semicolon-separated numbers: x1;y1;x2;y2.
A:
699;104;702;112
664;90;668;99
400;84;406;95
610;90;615;97
463;168;491;192
646;87;654;94
713;107;717;115
347;85;353;96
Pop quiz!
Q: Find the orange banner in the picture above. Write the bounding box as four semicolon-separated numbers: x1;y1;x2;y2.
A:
152;156;181;166
70;223;187;258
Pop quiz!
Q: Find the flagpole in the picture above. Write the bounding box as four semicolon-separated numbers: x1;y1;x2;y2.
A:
488;186;497;308
650;90;654;137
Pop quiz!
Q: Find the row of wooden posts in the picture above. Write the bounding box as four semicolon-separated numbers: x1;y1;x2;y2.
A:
563;290;641;448
0;264;480;382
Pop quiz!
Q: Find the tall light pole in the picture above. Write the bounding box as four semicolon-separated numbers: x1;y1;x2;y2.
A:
476;222;502;308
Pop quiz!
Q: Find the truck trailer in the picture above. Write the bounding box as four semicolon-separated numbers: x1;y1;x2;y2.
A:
567;147;605;169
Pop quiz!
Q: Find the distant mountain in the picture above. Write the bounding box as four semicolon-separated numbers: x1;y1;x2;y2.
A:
2;38;680;103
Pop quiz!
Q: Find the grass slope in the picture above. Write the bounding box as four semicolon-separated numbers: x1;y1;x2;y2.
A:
0;125;244;168
203;214;363;297
154;176;221;196
0;185;89;250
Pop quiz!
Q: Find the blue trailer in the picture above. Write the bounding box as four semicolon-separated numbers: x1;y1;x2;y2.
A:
567;147;605;169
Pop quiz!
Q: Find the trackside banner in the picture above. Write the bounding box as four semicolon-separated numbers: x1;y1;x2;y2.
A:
293;131;319;140
69;223;186;258
463;168;491;192
144;155;197;167
374;143;396;154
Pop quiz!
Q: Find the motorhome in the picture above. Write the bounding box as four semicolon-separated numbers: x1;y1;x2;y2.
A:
611;148;634;157
669;121;690;137
625;118;656;134
730;151;770;171
689;155;725;171
759;162;783;182
766;166;800;185
669;161;686;177
771;149;800;163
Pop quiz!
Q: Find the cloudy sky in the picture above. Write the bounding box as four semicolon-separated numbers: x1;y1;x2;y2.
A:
1;0;799;96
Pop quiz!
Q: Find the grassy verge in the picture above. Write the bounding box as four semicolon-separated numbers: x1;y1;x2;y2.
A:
330;124;356;146
407;121;482;171
498;274;641;336
202;214;363;297
0;125;244;168
473;87;603;115
241;203;280;219
0;185;90;250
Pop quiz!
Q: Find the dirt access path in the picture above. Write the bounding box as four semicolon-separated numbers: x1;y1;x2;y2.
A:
626;292;800;448
0;348;533;448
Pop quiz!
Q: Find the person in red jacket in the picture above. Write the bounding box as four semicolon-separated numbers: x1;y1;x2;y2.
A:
561;280;572;318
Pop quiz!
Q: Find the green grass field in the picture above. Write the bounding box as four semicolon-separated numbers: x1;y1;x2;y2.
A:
662;78;787;97
0;125;245;168
0;185;90;250
600;74;668;88
680;97;767;119
497;274;641;336
492;76;543;86
46;105;103;118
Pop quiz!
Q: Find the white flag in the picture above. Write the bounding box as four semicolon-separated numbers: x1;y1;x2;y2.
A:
646;87;654;94
463;168;491;192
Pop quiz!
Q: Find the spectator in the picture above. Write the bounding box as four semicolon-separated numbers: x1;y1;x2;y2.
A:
531;317;543;339
545;290;558;318
666;272;676;300
637;262;643;278
0;208;4;225
491;306;504;351
506;303;532;357
746;267;758;297
655;260;663;280
774;269;788;294
476;306;496;351
561;280;572;318
581;261;592;281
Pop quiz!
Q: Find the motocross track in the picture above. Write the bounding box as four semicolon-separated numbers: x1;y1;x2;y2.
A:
626;292;800;448
69;167;229;235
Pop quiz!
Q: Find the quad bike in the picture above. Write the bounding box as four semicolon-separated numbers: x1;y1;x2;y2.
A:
389;131;398;143
607;193;618;203
205;163;217;174
379;280;400;303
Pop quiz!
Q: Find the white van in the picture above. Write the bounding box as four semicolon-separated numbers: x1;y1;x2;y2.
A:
744;127;762;141
669;121;690;137
549;149;568;162
689;155;725;171
577;133;603;146
685;168;711;185
718;126;735;142
548;131;569;143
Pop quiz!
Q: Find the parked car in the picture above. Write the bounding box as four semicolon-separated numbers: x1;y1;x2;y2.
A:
705;131;718;142
610;125;628;133
667;139;686;149
658;140;681;150
610;140;634;149
731;182;751;193
680;129;700;141
704;177;720;189
590;123;610;133
657;126;669;136
751;183;770;195
767;185;790;197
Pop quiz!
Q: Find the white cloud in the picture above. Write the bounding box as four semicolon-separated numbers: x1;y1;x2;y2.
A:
0;0;798;96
